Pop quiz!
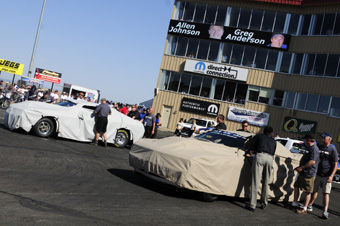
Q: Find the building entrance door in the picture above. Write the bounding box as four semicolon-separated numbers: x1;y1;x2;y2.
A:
161;106;172;128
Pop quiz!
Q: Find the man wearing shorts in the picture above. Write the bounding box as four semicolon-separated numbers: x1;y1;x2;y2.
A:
309;132;338;219
292;134;319;214
91;98;111;147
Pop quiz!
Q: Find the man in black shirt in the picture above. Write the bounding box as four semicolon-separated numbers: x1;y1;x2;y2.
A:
127;105;140;120
214;114;226;130
245;126;277;211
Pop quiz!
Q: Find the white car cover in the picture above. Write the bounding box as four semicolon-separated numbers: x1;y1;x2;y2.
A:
129;132;301;202
4;101;144;144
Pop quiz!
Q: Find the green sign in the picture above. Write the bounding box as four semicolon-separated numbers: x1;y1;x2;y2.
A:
282;117;317;134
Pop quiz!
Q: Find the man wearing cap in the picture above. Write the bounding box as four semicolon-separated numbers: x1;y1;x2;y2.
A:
237;120;250;133
91;98;111;147
268;34;287;49
292;134;319;214
127;105;140;120
309;132;338;219
245;126;277;211
39;91;55;104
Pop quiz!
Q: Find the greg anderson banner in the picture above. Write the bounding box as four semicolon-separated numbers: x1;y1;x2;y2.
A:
168;20;290;51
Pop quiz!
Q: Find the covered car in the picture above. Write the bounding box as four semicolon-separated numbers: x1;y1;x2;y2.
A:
129;130;301;202
4;100;144;147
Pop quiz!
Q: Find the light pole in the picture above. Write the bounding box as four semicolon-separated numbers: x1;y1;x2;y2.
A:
27;0;46;78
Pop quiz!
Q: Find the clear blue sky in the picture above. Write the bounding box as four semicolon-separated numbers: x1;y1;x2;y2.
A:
0;0;174;104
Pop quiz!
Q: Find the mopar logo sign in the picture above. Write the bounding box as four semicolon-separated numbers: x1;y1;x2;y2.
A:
195;62;206;71
180;97;220;117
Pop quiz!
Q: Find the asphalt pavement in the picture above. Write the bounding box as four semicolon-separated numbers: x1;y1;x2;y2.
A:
0;108;339;225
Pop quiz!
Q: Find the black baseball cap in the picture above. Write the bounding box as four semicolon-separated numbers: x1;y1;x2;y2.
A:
320;132;332;138
302;134;315;140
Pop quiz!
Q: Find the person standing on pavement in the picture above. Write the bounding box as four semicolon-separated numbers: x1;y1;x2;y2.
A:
245;126;277;211
143;108;156;138
151;113;162;138
91;98;112;147
237;120;250;132
189;119;197;137
308;132;338;219
127;105;140;120
214;114;226;130
291;134;319;214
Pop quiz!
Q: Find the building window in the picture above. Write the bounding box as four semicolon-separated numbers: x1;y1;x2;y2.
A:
222;43;233;63
262;11;275;31
265;50;278;71
305;54;316;75
313;14;323;35
288;14;300;35
194;3;206;23
280;52;292;73
330;97;340;117
250;10;264;30
230;45;244;65
223;81;237;102
214;79;225;100
242;46;256;67
254;48;268;69
208;41;220;62
259;88;273;104
292;53;303;74
205;5;218;24
305;94;319;112
334;14;340;35
273;12;286;33
248;86;260;102
317;96;331;113
200;77;212;97
178;73;191;93
301;15;311;35
197;40;210;60
322;13;336;35
216;6;227;26
325;55;340;77
235;83;248;104
238;8;251;29
175;37;188;57
295;93;308;110
189;75;202;96
182;2;195;21
273;90;284;106
285;92;296;108
168;72;180;92
229;7;240;27
186;39;199;58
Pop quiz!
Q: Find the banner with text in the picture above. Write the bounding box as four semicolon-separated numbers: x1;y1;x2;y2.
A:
180;97;220;117
34;68;62;84
282;117;317;135
168;20;290;51
184;59;248;82
0;59;24;75
227;106;270;127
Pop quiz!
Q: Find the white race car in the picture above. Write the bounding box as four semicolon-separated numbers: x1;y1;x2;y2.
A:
4;100;144;147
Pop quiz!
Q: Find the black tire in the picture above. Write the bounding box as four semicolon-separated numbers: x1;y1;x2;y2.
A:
1;99;10;109
33;118;55;138
199;192;218;202
114;129;130;148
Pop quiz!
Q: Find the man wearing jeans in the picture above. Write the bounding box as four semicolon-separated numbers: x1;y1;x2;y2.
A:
245;126;277;211
309;132;338;219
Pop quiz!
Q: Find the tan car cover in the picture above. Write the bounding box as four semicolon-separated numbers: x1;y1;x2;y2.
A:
129;131;302;202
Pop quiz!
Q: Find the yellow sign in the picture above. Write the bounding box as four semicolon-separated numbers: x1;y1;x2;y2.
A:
0;59;24;75
338;131;340;143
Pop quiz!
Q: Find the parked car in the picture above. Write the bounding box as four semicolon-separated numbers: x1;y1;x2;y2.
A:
275;137;305;154
181;117;217;137
129;130;301;202
4;100;144;148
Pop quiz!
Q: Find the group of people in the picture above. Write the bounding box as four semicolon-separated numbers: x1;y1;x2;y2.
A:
0;81;69;104
245;127;338;220
90;99;163;147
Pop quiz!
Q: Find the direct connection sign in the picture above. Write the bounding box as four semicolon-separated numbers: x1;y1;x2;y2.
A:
0;59;24;75
184;60;249;82
34;68;62;84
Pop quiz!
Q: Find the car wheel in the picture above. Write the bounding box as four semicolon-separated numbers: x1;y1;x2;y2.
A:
33;118;55;138
114;129;129;148
1;99;10;109
199;192;218;202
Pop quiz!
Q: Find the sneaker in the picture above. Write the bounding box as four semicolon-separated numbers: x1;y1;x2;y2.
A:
90;141;98;146
296;208;307;214
307;205;313;212
245;205;255;212
322;211;329;219
291;202;298;208
260;203;267;210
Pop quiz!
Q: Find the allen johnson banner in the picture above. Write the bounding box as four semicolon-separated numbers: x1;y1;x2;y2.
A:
168;20;291;51
34;68;62;84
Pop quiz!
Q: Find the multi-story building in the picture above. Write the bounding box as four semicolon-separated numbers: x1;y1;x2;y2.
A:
153;0;340;149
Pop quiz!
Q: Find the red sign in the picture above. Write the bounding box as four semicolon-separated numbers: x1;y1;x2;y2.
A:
35;73;61;84
34;68;62;84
